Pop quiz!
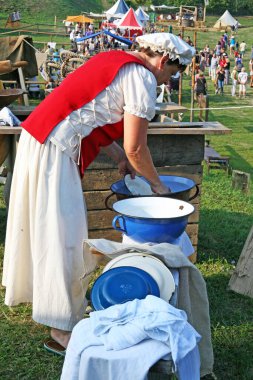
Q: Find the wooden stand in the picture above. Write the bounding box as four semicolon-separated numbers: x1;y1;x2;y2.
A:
232;170;250;194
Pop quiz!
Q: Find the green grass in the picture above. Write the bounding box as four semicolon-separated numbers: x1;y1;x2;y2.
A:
1;14;253;380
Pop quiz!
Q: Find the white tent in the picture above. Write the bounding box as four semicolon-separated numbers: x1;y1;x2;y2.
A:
105;0;129;19
213;10;240;29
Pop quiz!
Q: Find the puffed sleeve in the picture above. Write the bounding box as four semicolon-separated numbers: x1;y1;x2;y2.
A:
119;63;157;121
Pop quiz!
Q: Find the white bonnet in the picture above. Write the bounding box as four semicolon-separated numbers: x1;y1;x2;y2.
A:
136;33;195;65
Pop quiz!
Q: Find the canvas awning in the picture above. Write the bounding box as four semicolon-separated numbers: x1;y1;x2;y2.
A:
66;15;94;23
0;35;38;80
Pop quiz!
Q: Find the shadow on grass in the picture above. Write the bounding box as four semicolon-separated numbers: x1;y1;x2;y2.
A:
198;208;252;262
205;272;253;325
244;126;253;133
225;145;253;175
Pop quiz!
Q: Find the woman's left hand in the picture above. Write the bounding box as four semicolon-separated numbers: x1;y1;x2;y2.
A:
118;158;136;179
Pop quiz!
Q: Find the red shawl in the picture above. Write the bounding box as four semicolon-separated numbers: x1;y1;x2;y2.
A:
22;51;146;176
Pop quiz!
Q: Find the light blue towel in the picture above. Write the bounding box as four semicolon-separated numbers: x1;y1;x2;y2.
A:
90;295;201;368
61;296;201;380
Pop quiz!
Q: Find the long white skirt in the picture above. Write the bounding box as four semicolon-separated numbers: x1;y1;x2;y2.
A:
2;130;90;330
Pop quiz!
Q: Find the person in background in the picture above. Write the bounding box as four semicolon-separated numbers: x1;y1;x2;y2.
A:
45;44;54;57
238;67;248;98
27;76;41;99
2;33;195;354
231;66;238;96
235;54;243;73
210;53;218;82
186;36;193;46
229;35;235;55
250;45;253;59
199;51;206;72
216;66;225;95
195;71;207;121
239;41;246;58
249;58;253;87
53;49;60;63
215;41;221;56
224;56;230;85
207;50;213;78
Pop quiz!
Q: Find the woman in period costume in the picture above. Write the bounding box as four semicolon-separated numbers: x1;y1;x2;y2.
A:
2;33;195;351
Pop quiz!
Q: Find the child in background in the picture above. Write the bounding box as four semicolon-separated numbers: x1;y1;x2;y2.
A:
238;67;248;98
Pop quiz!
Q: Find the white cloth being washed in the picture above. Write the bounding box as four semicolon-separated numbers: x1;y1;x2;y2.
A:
82;239;214;377
61;296;201;380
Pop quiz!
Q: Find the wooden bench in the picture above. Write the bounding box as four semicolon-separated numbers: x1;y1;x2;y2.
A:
204;144;230;175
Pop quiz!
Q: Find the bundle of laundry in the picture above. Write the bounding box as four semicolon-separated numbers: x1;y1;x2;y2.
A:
61;295;201;380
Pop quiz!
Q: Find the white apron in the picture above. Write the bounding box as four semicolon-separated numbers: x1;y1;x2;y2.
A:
2;64;157;330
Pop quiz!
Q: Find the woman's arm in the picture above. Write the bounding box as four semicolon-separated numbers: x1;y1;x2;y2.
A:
102;142;136;178
123;112;169;194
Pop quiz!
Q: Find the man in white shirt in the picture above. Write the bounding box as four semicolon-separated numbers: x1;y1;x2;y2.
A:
238;67;248;98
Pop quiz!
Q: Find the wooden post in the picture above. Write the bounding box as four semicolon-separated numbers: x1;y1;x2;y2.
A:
232;170;250;193
190;31;197;122
17;68;29;106
228;226;253;299
203;6;206;23
54;16;57;32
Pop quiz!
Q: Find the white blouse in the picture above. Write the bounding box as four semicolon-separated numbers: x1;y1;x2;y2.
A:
49;63;157;162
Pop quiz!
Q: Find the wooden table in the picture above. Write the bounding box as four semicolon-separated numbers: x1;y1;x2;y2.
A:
7;103;188;121
155;102;188;114
0;122;231;261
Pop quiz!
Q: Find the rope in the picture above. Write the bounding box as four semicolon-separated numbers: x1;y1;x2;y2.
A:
190;105;253;111
23;38;40;53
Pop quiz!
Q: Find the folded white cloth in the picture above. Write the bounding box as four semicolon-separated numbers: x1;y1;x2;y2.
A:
136;33;195;65
0;107;21;126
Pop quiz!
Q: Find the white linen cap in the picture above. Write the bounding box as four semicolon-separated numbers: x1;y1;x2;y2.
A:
136;33;195;65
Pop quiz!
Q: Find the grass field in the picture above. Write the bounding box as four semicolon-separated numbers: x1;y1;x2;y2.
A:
0;15;253;380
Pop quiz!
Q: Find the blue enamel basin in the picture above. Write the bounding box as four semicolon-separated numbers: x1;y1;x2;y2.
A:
112;197;195;244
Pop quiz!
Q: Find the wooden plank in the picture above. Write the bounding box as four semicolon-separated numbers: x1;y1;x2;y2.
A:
228;226;253;299
148;121;231;135
87;135;204;169
155;102;188;114
82;165;203;190
18;68;29;106
84;190;112;210
0;126;22;134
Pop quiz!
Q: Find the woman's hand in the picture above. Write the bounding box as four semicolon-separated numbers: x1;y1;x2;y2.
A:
151;182;171;195
118;158;136;179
